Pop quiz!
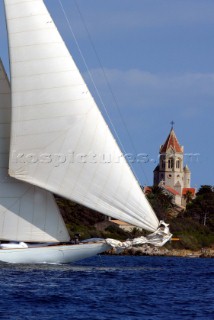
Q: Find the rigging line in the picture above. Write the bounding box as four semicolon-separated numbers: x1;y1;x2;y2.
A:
57;0;126;153
73;0;149;186
57;0;149;186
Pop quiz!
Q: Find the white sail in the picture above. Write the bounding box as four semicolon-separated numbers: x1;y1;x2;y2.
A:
4;0;159;232
0;59;70;243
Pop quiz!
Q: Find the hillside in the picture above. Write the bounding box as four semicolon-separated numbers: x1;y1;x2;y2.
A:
55;196;132;241
55;185;214;251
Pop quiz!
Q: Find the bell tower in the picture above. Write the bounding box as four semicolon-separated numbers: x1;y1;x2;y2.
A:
153;123;195;207
154;122;185;193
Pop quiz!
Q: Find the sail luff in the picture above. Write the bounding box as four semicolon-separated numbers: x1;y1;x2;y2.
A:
4;0;159;232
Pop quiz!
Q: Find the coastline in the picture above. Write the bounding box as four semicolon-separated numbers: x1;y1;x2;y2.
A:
108;245;214;258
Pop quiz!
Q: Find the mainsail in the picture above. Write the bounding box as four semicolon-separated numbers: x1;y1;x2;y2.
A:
0;59;70;242
4;0;159;232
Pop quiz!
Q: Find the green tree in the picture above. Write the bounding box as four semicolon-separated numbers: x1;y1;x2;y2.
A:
183;190;193;205
185;185;214;230
145;186;174;220
196;185;214;196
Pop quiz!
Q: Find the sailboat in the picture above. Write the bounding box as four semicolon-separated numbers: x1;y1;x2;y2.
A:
0;0;171;264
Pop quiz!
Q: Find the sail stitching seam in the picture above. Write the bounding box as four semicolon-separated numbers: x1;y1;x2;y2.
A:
12;84;86;94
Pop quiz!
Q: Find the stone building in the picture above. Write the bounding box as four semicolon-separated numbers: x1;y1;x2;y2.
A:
153;125;195;207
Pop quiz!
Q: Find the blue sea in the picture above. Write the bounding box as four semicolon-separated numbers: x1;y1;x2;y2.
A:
0;256;213;320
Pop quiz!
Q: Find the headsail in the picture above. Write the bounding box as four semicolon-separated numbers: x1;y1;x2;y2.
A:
0;59;70;242
4;0;159;232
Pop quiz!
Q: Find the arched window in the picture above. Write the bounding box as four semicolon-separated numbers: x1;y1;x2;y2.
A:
176;160;180;168
168;158;174;169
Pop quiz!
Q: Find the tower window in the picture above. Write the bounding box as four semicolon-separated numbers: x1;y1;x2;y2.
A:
168;158;174;169
176;160;180;168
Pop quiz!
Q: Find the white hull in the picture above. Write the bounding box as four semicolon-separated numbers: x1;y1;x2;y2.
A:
0;241;111;264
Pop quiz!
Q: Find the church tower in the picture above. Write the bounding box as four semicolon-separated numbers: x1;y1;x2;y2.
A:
153;124;194;206
154;124;184;190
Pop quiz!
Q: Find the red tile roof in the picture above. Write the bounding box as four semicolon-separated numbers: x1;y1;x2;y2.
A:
160;128;183;153
163;185;180;196
143;186;152;194
182;188;196;196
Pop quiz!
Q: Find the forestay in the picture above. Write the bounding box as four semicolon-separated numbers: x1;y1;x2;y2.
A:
0;59;70;242
5;0;159;232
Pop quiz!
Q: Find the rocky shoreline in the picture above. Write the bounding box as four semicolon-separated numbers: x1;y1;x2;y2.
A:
109;245;214;258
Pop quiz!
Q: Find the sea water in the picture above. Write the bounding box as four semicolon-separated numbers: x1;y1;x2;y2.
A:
0;256;213;320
